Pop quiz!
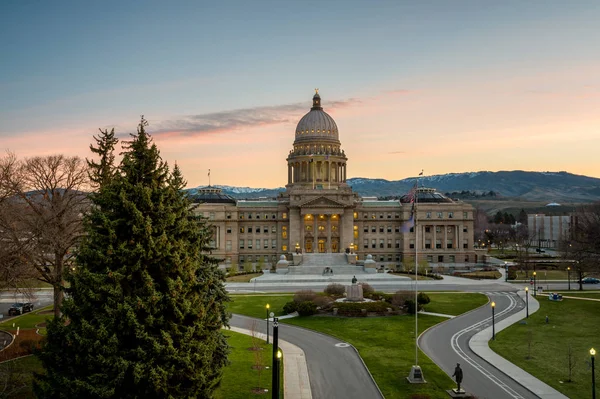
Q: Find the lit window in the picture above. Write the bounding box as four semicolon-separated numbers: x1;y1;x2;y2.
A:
282;226;288;239
240;227;245;234
282;245;288;251
283;213;288;219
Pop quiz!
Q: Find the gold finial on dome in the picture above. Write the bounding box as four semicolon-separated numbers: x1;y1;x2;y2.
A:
315;88;319;94
312;89;322;110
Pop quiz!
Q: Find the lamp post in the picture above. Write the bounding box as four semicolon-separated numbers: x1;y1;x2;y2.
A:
525;287;529;318
491;301;496;340
533;272;537;297
567;266;571;291
591;348;596;399
266;304;270;344
272;317;279;399
504;262;508;282
274;349;282;399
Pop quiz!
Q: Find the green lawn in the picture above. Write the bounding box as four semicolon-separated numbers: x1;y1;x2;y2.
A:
0;306;53;330
281;293;487;399
225;273;263;282
460;271;502;280
514;270;569;280
558;291;600;300
423;293;488;316
489;298;599;399
228;294;294;319
4;331;282;399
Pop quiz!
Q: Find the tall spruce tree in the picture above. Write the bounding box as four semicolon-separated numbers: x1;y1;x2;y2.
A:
35;118;229;398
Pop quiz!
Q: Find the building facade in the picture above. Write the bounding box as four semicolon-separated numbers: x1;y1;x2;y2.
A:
192;91;477;269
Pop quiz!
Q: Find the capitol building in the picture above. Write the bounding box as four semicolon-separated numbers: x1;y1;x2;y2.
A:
192;91;477;270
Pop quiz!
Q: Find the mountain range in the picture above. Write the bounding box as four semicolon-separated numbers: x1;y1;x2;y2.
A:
187;171;600;203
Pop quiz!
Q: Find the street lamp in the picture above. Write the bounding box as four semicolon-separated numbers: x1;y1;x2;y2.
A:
274;349;282;399
567;266;571;291
266;304;270;344
524;287;529;318
271;317;280;399
533;272;537;297
491;301;496;340
591;348;596;399
504;262;508;282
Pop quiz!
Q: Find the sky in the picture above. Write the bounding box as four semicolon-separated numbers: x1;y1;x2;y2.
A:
2;0;600;189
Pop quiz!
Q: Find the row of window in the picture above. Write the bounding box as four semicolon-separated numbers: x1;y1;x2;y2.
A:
239;213;287;220
239;239;278;249
426;255;470;263
409;241;469;249
364;239;402;249
359;225;468;234
234;226;278;234
356;211;469;220
238;254;279;264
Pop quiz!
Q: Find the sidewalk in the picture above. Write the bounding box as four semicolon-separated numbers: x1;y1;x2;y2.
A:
228;326;312;399
469;290;569;399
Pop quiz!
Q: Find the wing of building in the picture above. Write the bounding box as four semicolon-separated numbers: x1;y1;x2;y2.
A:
191;91;478;270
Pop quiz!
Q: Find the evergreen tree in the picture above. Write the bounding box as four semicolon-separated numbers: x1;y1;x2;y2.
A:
35;118;229;398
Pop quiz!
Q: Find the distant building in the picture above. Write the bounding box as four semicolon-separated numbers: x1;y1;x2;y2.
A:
191;91;477;269
528;213;572;248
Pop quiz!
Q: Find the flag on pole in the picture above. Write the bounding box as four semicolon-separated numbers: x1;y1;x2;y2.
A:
208;169;210;177
419;170;423;176
401;199;415;232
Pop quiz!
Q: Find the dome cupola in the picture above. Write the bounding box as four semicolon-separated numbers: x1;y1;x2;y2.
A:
294;89;340;144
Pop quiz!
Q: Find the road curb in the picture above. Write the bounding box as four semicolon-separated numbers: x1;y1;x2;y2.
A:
468;290;569;399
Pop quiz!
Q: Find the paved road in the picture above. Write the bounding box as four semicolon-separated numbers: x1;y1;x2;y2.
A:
420;292;537;399
230;314;383;399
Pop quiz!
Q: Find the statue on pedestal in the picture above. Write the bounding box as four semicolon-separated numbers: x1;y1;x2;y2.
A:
351;275;357;284
452;363;464;392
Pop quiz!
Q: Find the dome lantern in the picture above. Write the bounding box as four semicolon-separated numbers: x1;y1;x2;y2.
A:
311;88;322;110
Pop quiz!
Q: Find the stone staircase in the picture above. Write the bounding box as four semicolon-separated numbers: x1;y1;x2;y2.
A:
287;253;365;275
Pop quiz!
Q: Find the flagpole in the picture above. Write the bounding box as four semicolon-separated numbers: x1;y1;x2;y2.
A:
208;169;211;186
415;172;419;367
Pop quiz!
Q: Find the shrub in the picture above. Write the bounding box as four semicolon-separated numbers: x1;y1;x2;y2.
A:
335;301;394;316
324;283;346;297
405;299;423;314
391;290;412;307
313;296;333;310
364;290;387;300
417;292;430;305
358;282;374;295
294;290;317;303
297;301;317;316
283;301;298;314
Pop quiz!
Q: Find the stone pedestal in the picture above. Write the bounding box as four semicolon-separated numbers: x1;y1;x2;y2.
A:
406;365;426;383
446;389;471;398
346;284;363;302
346;253;357;265
364;254;377;273
276;255;289;274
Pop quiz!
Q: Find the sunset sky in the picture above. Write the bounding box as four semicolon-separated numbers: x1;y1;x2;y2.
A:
2;1;599;189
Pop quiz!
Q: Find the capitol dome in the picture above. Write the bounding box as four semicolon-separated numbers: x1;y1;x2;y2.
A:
294;90;340;144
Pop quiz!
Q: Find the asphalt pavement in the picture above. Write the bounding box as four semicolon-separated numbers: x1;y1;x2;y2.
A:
230;314;383;399
420;292;538;399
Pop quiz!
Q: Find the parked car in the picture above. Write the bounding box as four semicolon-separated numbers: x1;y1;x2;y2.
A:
580;277;600;284
8;302;34;316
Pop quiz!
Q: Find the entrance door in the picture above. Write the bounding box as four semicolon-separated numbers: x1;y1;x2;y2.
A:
318;239;326;253
305;239;313;253
331;239;339;253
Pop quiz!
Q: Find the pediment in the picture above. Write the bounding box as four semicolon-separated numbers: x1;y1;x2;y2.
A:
299;196;348;208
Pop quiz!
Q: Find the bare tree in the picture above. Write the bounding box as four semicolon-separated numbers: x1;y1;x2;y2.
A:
566;202;600;290
0;154;90;317
566;342;578;382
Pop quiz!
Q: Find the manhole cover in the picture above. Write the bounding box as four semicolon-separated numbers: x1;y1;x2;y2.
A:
335;343;350;348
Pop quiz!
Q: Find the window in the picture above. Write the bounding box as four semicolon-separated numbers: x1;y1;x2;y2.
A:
379;255;384;261
447;227;453;233
209;212;215;220
463;227;468;233
248;227;253;233
282;213;288;219
387;239;392;248
379;213;384;219
395;225;400;233
363;226;368;233
353;228;358;239
463;212;468;218
395;255;401;262
239;239;245;249
240;227;245;234
264;227;268;233
438;255;444;262
425;226;431;233
256;239;260;249
226;227;232;234
371;227;376;233
379;227;384;233
425;239;431;249
448;212;453;219
265;213;269;220
248;213;253;219
247;255;253;262
239;214;244;219
387;255;393;261
427;255;433;262
371;239;376;249
409;227;414;233
465;255;469;262
248;240;253;249
447;240;453;249
449;255;455;263
437;212;443;218
426;212;431;219
282;226;287;239
272;213;277;219
255;227;260;234
409;240;415;249
364;213;368;219
387;213;391;219
272;239;277;249
371;214;376;219
463;241;468;249
364;239;369;249
395;213;400;219
379;239;384;248
306;225;313;231
353;212;358;219
387;226;392;233
436;226;441;233
226;212;231;219
209;238;216;248
282;245;287;251
272;226;277;233
264;239;269;249
239;255;245;263
226;240;232;251
395;239;400;248
436;239;442;249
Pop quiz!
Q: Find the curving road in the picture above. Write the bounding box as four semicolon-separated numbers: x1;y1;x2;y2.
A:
420;292;537;399
231;314;383;399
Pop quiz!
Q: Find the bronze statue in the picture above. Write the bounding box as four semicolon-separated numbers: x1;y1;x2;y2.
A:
351;275;357;284
452;363;463;392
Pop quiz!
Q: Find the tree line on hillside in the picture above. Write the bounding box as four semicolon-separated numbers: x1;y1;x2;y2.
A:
0;118;229;397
